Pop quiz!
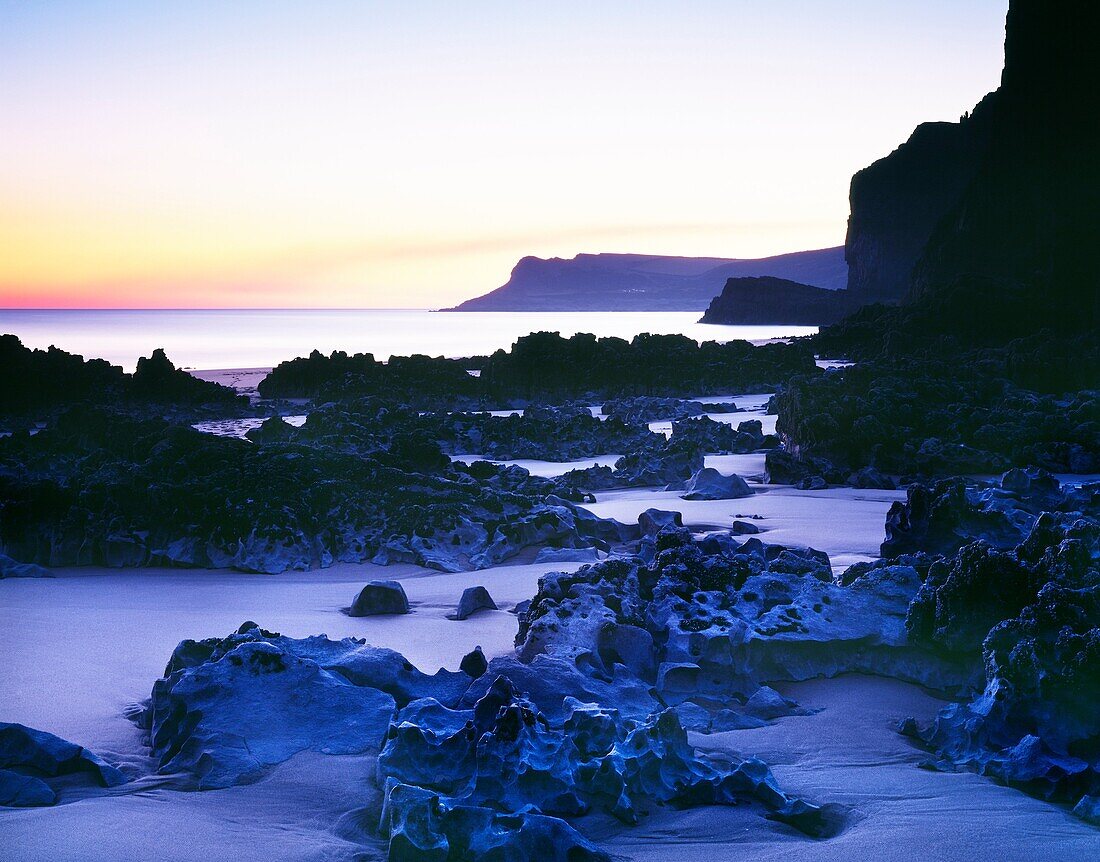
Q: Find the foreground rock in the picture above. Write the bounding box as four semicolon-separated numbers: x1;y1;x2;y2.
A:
144;623;479;788
350;581;411;616
891;472;1100;817
0;723;126;806
678;467;754;501
0;555;51;579
518;529;970;699
378;677;844;860
450;586;498;620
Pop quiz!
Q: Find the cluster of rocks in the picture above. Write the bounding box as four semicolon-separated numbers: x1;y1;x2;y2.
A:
378;676;841;860
0;407;629;574
886;470;1100;815
428;404;655;461
777;338;1099;479
600;396;739;425
0;336;247;429
0;722;126;806
256;349;483;406
764;450;895;490
258;332;820;404
518;528;972;700
140;621;841;857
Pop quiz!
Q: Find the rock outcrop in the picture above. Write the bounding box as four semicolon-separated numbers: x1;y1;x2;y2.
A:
0;722;126;807
700;276;854;325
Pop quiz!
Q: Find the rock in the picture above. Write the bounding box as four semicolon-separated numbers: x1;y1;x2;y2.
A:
795;475;828;491
1073;795;1100;825
764;449;838;486
0;554;51;579
533;546;601;564
0;723;126;806
0;406;632;575
0;769;55;807
881;472;1094;558
376;679;841;859
518;530;966;699
459;646;488;679
147;625;486;788
244;416;298;444
700;276;853;326
730;520;762;535
680;467;754;501
849;466;896;490
349;581;410;616
450;586;498;621
601;396;705;424
744;686;804;720
902;497;1100;810
637;509;683;536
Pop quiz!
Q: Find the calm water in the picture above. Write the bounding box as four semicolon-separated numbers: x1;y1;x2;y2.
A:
0;309;816;372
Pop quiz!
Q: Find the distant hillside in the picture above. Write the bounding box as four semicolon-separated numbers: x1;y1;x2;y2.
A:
447;247;846;311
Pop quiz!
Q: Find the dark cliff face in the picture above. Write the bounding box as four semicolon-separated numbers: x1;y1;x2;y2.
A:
844;0;1099;327
844;108;994;305
911;0;1099;316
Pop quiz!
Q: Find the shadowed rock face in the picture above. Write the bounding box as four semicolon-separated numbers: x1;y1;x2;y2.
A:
700;276;855;325
843;0;1100;325
0;723;127;807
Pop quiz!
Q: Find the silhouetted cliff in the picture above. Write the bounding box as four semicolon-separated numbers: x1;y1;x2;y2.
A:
700;276;854;325
448;247;845;311
843;0;1099;330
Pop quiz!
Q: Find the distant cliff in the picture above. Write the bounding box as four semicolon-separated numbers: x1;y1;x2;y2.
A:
700;277;853;325
447;247;846;311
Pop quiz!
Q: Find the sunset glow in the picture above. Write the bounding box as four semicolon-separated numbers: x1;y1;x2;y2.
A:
0;0;1008;308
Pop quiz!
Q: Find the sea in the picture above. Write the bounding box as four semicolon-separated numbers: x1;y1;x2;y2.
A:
0;309;817;372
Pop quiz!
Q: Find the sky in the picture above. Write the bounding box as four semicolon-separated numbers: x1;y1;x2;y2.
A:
0;1;1009;309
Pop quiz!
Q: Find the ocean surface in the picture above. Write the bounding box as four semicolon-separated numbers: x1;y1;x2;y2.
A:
0;309;817;372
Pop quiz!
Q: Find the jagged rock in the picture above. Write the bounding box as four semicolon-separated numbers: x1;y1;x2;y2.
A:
350;581;411;616
900;489;1100;813
637;509;683;536
451;586;498;621
1073;795;1100;825
376;678;842;860
244;416;297;444
459;647;488;679
669;416;754;455
679;468;754;501
602;397;706;424
533;546;602;564
882;471;1096;558
518;529;971;700
0;407;632;574
0;554;51;579
849;466;896;490
0;723;126;806
0;770;55;807
146;624;485;788
764;449;840;486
